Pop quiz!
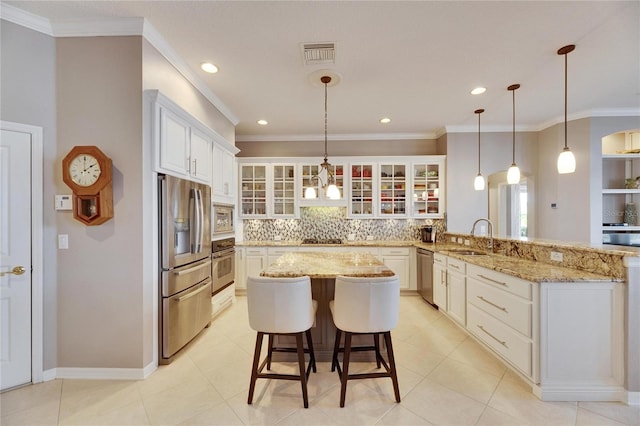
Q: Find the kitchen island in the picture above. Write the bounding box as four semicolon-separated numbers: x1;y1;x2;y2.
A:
260;251;394;361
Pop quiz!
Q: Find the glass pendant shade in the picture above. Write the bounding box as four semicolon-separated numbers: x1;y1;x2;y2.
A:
326;183;340;200
557;147;576;174
507;164;521;184
304;186;317;199
474;174;485;191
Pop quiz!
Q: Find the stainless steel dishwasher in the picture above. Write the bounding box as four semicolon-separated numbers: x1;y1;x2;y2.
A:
417;248;435;306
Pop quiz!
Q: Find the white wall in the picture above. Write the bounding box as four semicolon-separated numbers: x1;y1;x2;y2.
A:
0;20;58;371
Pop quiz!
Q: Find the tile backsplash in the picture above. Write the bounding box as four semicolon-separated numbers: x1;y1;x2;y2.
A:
243;207;446;241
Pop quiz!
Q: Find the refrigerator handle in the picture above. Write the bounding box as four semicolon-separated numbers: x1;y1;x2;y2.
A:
193;189;202;254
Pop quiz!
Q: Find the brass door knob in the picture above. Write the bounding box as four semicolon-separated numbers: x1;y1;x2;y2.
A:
0;266;26;277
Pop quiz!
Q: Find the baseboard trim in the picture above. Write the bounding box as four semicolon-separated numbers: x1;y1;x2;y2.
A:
42;368;57;382
534;385;627;403
55;366;154;381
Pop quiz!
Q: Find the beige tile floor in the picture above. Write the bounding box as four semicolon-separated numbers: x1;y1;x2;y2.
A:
2;295;639;426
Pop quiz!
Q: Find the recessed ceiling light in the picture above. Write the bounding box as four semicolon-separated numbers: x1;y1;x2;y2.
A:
257;119;268;126
379;117;391;124
471;87;486;95
200;62;219;74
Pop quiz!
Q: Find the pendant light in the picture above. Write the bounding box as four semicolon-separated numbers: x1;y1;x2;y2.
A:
507;84;521;185
557;44;577;174
304;75;340;200
474;108;486;190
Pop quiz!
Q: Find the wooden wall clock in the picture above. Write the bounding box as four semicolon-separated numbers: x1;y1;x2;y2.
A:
62;146;114;226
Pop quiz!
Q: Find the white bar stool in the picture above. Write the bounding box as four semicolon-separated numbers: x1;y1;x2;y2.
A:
329;274;401;407
246;275;318;408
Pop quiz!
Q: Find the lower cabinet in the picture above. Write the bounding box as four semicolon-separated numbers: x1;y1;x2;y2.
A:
211;283;235;318
267;246;298;266
379;247;412;290
433;253;447;310
446;257;466;326
466;263;535;380
236;247;268;293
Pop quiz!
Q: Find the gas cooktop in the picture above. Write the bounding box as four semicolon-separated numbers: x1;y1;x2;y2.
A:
301;238;343;245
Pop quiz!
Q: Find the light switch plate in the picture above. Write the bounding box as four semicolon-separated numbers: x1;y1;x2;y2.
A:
550;251;563;262
58;234;69;249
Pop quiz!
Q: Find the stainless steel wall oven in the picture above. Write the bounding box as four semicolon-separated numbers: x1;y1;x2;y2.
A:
212;237;235;295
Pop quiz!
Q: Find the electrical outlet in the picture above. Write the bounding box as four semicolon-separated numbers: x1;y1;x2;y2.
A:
366;235;374;241
347;234;356;241
550;251;563;262
274;235;282;241
464;239;470;246
451;236;456;243
457;237;463;244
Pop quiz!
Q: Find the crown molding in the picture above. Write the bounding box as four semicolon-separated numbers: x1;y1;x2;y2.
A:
235;132;436;142
141;21;239;125
0;3;53;35
1;5;239;126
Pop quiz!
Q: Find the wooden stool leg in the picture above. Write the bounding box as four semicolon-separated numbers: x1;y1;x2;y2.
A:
296;332;309;408
384;331;401;403
266;334;274;370
373;333;381;368
305;329;317;374
339;332;352;407
331;328;342;372
248;332;264;405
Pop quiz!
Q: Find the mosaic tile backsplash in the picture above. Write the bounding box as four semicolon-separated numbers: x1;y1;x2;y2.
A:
243;207;446;242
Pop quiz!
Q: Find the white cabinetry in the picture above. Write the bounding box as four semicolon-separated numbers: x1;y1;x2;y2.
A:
466;263;535;379
239;164;268;217
411;158;445;218
151;91;213;185
446;257;466;326
538;281;624;401
267;246;299;265
212;142;238;205
433;253;447;310
300;162;345;204
378;163;407;217
239;162;298;218
379;247;412;290
236;247;268;293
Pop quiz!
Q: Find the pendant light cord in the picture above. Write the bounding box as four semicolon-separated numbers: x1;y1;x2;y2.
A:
475;109;484;173
511;88;516;164
323;76;330;164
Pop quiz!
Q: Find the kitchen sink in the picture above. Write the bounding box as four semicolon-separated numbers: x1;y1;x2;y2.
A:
445;249;488;256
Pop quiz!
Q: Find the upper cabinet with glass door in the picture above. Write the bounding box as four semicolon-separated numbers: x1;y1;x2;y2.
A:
240;164;267;218
412;157;445;218
272;164;297;217
299;162;345;204
378;164;407;217
349;163;376;217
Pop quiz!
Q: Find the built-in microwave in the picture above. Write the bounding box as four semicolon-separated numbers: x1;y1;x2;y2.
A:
212;204;234;236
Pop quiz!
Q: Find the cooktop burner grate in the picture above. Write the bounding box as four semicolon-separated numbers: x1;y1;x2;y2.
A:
302;238;343;245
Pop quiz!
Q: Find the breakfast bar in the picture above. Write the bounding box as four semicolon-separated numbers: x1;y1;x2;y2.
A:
260;251;395;361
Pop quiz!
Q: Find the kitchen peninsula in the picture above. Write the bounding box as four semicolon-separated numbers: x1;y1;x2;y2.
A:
260;251;394;360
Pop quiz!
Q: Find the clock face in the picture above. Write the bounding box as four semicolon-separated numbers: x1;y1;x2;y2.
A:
69;154;102;187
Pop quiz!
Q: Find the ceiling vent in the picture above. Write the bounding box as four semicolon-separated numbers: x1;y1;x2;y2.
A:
302;42;336;65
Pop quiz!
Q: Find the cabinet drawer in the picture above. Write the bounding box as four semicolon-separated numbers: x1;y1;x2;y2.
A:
467;264;531;300
467;304;532;377
434;253;447;266
468;279;532;337
245;248;267;255
378;247;410;256
447;257;466;274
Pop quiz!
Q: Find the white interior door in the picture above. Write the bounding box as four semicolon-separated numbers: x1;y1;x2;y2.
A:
0;128;32;390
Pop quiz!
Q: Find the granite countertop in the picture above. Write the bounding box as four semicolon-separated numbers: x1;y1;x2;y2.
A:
260;251;395;279
422;244;621;283
237;240;413;247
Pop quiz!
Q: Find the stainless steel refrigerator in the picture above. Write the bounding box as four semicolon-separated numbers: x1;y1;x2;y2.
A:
158;174;212;364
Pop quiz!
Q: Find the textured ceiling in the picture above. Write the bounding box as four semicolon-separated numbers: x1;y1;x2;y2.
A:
5;1;640;141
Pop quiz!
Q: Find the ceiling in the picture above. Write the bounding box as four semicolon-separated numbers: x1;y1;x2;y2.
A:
4;1;640;141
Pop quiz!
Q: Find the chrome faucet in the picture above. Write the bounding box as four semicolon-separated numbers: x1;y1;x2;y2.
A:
470;218;494;251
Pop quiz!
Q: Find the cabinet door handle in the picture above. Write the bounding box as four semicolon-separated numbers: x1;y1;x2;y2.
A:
478;274;507;287
192;158;197;175
450;264;460;270
477;325;508;348
477;296;508;312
